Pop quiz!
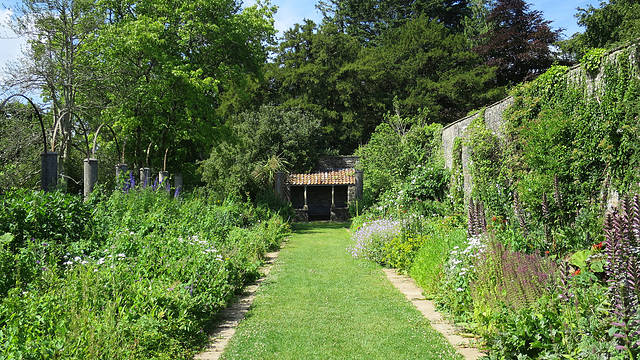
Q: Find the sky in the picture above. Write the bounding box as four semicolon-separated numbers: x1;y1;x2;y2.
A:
0;0;597;79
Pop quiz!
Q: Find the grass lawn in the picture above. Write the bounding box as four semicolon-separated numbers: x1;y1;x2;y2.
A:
221;222;463;360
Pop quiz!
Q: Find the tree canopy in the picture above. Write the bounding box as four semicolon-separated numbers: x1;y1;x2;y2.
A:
560;0;640;57
472;0;562;86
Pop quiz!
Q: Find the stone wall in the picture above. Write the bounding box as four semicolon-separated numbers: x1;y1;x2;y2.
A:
440;43;639;199
317;156;359;170
441;97;513;196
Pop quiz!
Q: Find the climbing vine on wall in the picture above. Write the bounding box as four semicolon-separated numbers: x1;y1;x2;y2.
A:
465;45;640;252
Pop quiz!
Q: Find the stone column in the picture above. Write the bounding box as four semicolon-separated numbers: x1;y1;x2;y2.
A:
275;172;284;200
116;163;128;179
41;151;58;192
355;169;364;199
174;173;183;196
159;171;170;192
140;168;151;188
83;158;98;198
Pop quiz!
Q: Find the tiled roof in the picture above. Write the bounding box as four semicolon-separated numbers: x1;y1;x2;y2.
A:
287;169;356;186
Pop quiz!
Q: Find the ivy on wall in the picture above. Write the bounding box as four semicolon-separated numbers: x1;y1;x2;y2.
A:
464;45;640;253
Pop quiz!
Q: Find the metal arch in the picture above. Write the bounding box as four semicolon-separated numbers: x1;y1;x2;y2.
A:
91;123;121;160
0;94;49;154
51;109;90;156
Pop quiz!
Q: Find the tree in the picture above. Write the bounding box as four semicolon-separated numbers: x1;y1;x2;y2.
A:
263;20;367;153
6;0;106;186
318;0;473;44
560;0;640;57
0;101;43;189
4;0;276;190
473;0;561;86
355;15;503;123
85;0;276;180
199;106;324;194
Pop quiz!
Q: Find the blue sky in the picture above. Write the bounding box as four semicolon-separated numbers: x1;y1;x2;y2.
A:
1;0;597;76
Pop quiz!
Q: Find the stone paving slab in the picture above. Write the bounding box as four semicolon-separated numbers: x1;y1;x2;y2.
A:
383;269;485;360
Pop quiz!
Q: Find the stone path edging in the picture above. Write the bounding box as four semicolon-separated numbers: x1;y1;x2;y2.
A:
194;250;281;360
383;269;485;360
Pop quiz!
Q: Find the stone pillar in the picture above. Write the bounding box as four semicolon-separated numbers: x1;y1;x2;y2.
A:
83;158;98;198
41;151;58;192
304;185;308;209
275;172;284;200
140;167;151;188
116;163;128;179
174;173;183;196
355;169;364;199
159;171;170;192
331;186;335;208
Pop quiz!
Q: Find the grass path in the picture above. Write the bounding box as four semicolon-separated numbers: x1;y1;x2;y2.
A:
220;222;463;360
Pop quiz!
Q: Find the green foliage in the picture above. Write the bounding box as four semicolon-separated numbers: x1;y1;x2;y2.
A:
465;113;509;216
582;48;608;75
0;101;43;190
0;189;289;359
0;189;97;256
381;234;428;272
483;274;612;359
464;47;640;253
358;120;445;201
199;106;323;195
471;239;558;322
409;219;467;294
562;0;640;57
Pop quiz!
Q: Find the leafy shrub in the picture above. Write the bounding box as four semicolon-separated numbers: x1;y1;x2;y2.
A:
409;223;467;294
484;272;612;359
357;120;444;202
437;234;486;319
0;189;97;253
471;239;558;323
381;234;427;272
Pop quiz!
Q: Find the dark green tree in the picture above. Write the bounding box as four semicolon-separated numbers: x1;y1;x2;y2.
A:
357;15;503;123
199;106;324;194
318;0;472;44
263;20;367;153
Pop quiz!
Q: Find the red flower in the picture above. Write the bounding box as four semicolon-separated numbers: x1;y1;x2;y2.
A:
492;216;498;222
572;269;581;276
592;241;604;251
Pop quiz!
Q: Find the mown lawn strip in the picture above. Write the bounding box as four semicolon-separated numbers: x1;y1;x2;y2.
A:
221;222;463;360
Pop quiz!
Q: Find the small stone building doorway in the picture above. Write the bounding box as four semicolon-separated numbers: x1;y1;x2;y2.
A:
278;156;363;222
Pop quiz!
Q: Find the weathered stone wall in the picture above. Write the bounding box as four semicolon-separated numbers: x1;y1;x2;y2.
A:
441;43;639;198
441;97;513;196
317;156;359;170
